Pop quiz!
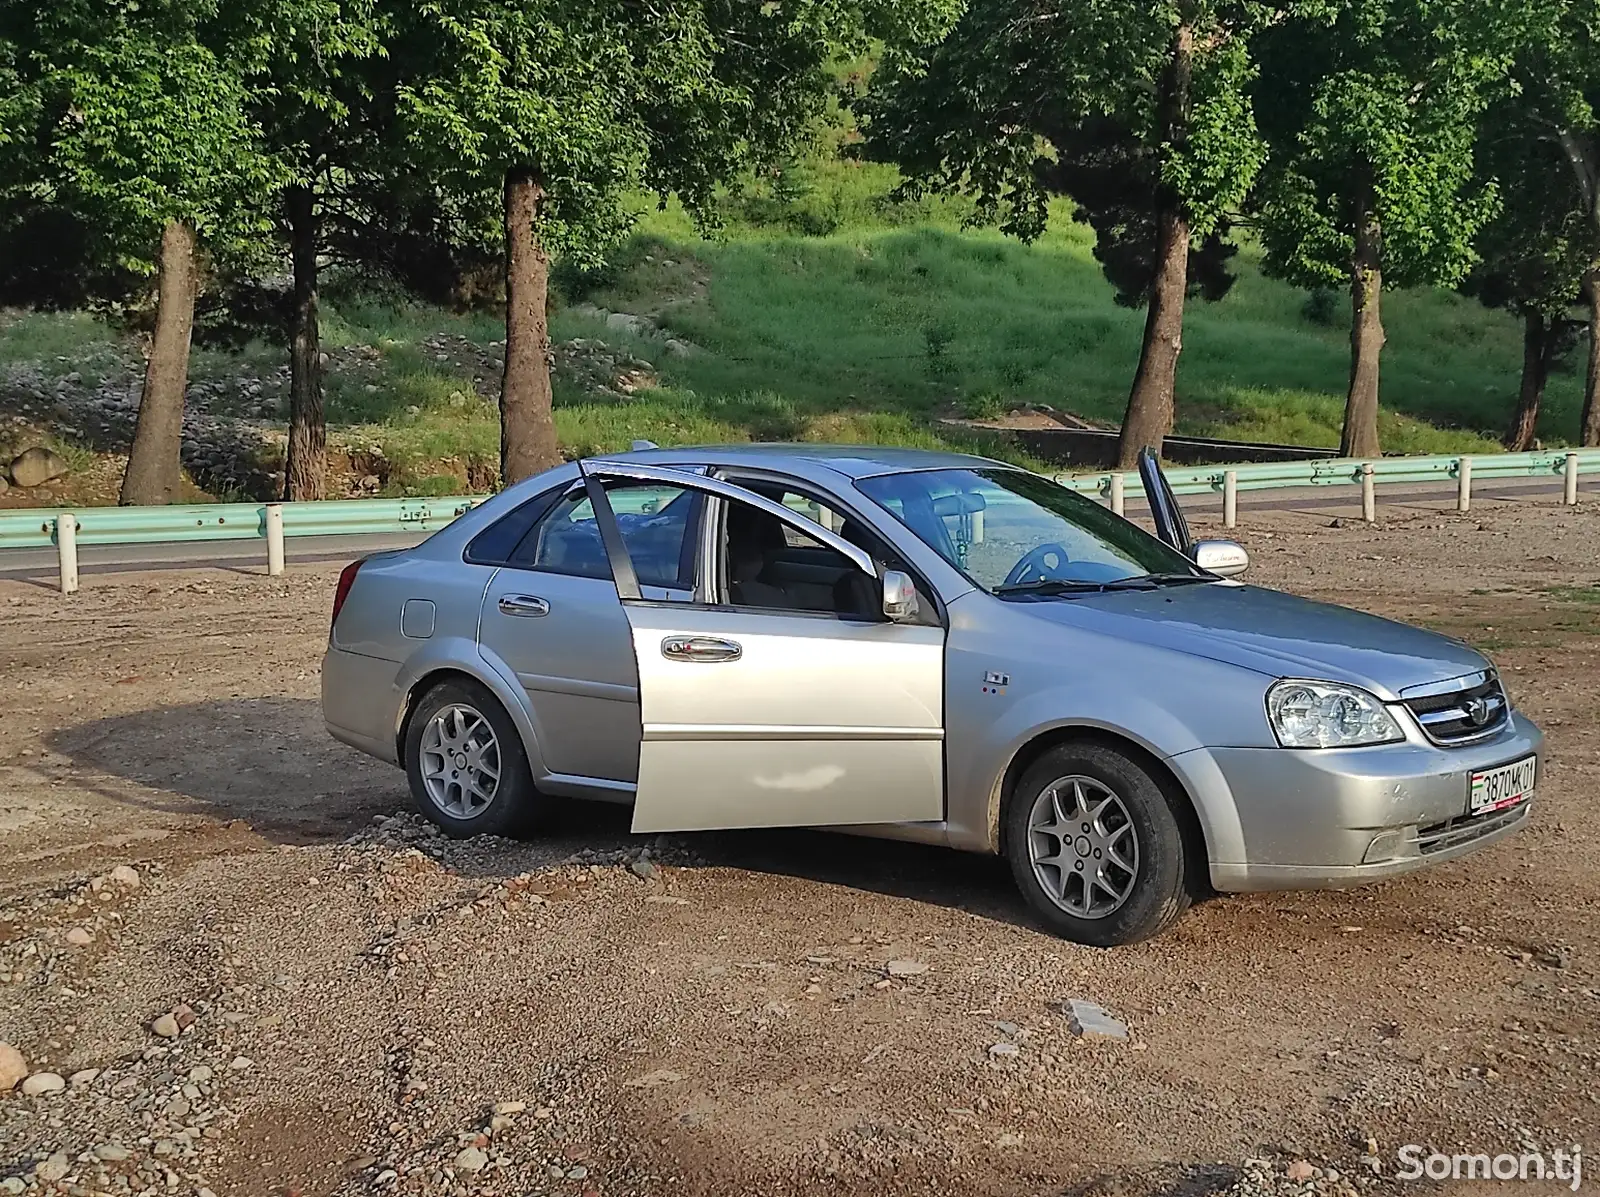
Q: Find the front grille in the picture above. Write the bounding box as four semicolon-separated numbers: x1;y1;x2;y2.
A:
1403;672;1510;745
1417;801;1530;855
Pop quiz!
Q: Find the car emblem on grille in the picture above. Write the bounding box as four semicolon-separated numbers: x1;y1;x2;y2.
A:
1464;696;1492;726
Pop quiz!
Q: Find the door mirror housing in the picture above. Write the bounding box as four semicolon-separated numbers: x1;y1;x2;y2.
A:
882;570;921;621
1191;539;1249;578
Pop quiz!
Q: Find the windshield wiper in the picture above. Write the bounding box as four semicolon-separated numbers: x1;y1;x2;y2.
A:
994;578;1158;596
1125;572;1211;587
994;573;1208;597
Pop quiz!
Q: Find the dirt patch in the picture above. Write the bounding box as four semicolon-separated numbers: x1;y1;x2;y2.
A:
0;497;1597;1196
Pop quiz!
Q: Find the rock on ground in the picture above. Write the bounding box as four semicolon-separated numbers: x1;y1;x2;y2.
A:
1062;999;1129;1041
20;1072;65;1096
0;1043;25;1092
35;1151;69;1183
8;445;68;488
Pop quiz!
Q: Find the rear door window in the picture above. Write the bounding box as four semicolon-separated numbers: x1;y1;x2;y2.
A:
510;483;698;589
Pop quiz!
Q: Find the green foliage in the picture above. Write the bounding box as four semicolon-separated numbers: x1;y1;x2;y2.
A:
865;1;1268;299
1465;102;1599;319
607;215;1576;447
1468;3;1600;318
1254;0;1542;294
253;0;386;184
386;0;958;266
961;389;1008;421
1300;288;1340;327
2;0;282;275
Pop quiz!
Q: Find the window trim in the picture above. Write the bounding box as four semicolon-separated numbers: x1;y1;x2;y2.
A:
478;478;702;592
582;460;921;622
711;468;947;627
584;460;876;577
462;484;566;568
689;494;889;622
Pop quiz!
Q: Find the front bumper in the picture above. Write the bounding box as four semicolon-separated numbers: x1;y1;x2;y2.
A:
1169;712;1543;893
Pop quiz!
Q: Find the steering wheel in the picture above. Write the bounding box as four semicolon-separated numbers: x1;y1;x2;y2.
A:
1002;543;1074;588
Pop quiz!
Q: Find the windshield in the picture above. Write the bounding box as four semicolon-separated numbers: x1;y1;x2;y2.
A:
855;468;1203;595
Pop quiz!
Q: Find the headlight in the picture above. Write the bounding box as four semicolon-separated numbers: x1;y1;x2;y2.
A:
1266;680;1404;748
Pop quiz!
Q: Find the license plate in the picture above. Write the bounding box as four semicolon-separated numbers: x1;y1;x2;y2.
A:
1469;755;1536;815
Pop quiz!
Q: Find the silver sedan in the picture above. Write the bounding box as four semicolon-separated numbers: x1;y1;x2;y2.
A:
322;444;1542;946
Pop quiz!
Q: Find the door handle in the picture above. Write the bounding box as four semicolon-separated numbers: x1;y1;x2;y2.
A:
497;594;550;618
661;635;742;663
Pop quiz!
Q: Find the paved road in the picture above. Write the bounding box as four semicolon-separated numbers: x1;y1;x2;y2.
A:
0;475;1591;584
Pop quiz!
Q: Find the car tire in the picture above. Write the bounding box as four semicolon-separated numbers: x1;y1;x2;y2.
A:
1003;741;1192;947
403;678;545;839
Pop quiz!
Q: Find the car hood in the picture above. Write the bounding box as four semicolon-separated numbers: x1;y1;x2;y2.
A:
1014;582;1487;700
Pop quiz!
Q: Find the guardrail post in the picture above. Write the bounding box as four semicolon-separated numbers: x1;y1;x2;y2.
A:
57;513;79;595
1456;457;1472;514
1108;473;1125;516
265;503;285;576
1565;452;1580;505
969;509;984;543
1361;462;1376;523
1223;470;1238;529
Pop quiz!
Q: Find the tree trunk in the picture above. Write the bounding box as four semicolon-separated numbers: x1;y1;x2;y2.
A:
1504;310;1549;451
1341;191;1384;459
1117;207;1190;467
1582;268;1600;447
121;220;197;505
1115;17;1194;469
284;184;326;501
500;166;560;486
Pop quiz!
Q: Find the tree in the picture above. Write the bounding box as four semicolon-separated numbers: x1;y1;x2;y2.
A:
1508;0;1600;446
392;0;958;486
254;0;386;501
3;0;277;504
1463;97;1597;450
864;1;1267;465
1253;0;1533;458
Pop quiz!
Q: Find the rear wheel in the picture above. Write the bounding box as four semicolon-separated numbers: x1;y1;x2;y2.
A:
403;678;543;838
1004;742;1192;947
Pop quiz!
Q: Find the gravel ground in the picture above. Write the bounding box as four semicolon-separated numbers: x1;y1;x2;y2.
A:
0;492;1597;1197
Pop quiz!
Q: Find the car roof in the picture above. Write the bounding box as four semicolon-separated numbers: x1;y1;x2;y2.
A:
595;442;1009;480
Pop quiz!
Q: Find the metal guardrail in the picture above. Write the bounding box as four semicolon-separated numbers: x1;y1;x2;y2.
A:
0;447;1593;593
1051;447;1599;499
0;495;481;552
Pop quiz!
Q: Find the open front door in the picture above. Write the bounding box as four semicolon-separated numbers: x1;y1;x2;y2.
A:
1137;448;1193;553
583;460;946;834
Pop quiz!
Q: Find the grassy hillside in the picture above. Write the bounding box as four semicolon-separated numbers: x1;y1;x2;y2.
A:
0;154;1586;503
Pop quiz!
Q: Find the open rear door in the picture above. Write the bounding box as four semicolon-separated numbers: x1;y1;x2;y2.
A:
1137;448;1193;553
582;460;946;835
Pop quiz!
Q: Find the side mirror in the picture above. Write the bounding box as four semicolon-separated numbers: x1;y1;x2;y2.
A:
882;570;920;621
1191;539;1249;578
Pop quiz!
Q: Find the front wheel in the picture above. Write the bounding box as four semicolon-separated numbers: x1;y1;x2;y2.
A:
403;678;544;838
1003;742;1192;947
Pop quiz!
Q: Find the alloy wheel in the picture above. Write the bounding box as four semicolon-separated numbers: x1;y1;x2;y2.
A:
1026;774;1140;919
418;703;501;820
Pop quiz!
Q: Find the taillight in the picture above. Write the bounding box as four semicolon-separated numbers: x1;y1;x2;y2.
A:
330;558;366;634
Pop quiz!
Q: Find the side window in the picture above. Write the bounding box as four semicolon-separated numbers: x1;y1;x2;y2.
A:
509;483;697;588
722;495;873;617
718;479;941;626
773;492;847;548
464;487;563;566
